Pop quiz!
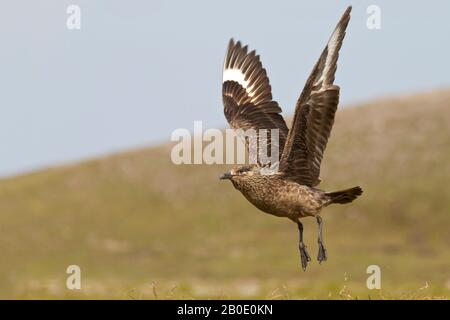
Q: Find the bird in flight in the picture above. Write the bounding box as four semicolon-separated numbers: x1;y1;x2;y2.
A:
220;6;362;271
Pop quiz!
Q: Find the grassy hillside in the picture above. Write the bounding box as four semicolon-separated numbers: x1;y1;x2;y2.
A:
1;89;449;299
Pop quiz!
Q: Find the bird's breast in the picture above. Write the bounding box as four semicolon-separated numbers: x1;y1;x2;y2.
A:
232;177;322;219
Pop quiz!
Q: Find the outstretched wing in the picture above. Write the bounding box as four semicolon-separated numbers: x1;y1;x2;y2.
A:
222;39;288;164
279;6;351;186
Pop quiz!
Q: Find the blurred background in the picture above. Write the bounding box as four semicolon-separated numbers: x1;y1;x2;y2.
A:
0;0;449;299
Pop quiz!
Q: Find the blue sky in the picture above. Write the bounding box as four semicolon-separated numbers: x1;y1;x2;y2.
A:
1;0;449;177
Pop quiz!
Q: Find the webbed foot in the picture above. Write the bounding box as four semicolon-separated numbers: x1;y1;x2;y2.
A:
317;241;327;263
299;242;312;271
316;215;327;264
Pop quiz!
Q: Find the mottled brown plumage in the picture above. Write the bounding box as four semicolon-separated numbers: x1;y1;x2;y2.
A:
220;6;362;270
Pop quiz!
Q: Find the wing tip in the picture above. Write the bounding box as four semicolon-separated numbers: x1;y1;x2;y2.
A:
339;6;352;29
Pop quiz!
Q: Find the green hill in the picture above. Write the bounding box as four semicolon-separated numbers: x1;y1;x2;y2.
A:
1;89;449;299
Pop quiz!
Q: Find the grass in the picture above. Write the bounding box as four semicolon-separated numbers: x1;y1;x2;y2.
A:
0;89;449;299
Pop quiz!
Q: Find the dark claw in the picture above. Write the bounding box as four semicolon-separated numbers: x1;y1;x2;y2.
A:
299;243;311;271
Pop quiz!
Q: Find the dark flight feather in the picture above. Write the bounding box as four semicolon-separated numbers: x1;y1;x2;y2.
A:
279;6;351;186
222;39;288;164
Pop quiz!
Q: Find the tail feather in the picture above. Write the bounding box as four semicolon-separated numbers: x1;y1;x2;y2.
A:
326;186;363;204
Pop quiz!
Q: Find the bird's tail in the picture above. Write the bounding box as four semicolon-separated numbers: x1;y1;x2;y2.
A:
326;186;363;205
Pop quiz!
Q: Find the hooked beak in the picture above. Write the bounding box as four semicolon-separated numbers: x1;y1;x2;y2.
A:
220;172;233;180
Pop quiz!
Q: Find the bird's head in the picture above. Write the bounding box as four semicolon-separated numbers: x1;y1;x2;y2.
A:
219;165;259;181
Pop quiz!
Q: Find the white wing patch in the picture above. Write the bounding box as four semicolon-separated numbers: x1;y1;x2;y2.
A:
318;26;340;85
223;68;255;97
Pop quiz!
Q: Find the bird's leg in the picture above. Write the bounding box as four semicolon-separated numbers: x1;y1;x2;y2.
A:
316;215;327;263
297;221;311;271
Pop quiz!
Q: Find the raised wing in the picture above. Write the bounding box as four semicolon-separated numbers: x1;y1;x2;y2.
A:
279;6;351;186
222;39;288;165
